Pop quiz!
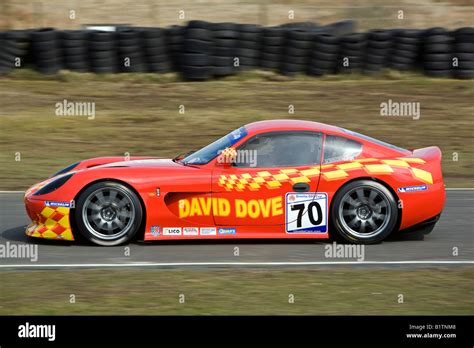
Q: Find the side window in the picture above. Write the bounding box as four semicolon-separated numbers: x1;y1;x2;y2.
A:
234;132;322;168
323;135;362;164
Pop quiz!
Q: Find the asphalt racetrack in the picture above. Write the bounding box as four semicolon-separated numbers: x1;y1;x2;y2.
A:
0;190;472;268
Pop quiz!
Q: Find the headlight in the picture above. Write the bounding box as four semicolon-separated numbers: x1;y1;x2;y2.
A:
33;173;74;196
51;162;80;178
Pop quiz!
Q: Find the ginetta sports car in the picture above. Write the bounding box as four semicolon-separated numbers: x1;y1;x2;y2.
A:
24;120;445;246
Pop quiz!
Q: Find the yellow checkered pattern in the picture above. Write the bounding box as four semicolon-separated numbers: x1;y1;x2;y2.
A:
26;206;74;241
218;157;433;191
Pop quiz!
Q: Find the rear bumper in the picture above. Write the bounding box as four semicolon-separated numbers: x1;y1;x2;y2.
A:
400;214;440;235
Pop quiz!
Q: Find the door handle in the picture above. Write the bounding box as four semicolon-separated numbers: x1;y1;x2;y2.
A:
292;182;310;192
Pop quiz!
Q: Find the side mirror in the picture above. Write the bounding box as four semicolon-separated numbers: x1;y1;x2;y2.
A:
216;148;237;167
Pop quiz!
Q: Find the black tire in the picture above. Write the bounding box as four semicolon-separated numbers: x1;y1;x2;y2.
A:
183;39;212;53
424;69;452;77
75;181;143;246
423;43;452;53
455;43;474;53
453;69;474;79
331;180;399;244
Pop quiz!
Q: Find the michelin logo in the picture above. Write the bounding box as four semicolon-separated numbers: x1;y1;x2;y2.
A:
397;185;427;193
45;201;72;208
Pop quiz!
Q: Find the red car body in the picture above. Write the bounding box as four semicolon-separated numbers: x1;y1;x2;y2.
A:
24;120;445;242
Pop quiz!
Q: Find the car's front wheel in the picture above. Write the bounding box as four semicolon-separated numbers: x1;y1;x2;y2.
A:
75;181;143;246
331;180;398;244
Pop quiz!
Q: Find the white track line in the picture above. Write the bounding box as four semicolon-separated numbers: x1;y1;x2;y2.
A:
0;260;473;268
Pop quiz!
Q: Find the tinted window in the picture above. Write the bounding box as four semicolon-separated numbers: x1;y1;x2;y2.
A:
323;135;362;164
234;132;322;168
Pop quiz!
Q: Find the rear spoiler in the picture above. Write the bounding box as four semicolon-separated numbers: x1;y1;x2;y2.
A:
404;146;443;185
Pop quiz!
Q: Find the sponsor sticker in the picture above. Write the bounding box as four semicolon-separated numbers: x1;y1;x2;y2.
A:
150;226;160;237
44;201;71;208
183;227;199;236
200;227;217;236
163;227;182;236
286;192;328;234
218;228;236;235
397;185;427;193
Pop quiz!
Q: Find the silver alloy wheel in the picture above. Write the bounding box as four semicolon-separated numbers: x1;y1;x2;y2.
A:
81;187;135;240
338;185;391;239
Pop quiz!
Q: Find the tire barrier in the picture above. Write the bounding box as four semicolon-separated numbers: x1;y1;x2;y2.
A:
61;30;89;72
165;25;185;72
31;28;62;75
140;27;172;73
116;28;146;73
390;29;422;71
0;29;31;74
0;23;472;79
338;32;367;73
364;29;393;74
308;33;339;76
236;24;262;71
260;27;286;71
280;28;314;75
422;27;453;78
180;20;214;80
211;22;239;77
88;30;117;74
452;27;474;79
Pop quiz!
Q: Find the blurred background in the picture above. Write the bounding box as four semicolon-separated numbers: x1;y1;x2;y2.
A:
1;0;472;30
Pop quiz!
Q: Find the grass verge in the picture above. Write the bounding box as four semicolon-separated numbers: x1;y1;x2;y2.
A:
0;267;472;315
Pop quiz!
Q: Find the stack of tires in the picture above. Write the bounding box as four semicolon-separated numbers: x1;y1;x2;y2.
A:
452;27;474;79
165;25;185;72
363;29;392;74
116;28;146;73
141;27;172;73
0;30;31;74
88;30;117;74
60;30;89;72
422;27;454;77
180;21;214;80
308;32;339;76
390;29;422;71
31;28;62;74
236;24;262;71
211;22;239;77
337;32;367;73
260;27;286;71
280;29;314;75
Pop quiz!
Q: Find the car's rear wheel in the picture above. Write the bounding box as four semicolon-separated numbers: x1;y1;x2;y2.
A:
331;180;398;244
75;181;143;246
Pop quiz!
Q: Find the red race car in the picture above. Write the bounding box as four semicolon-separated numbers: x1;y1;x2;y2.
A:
24;120;445;246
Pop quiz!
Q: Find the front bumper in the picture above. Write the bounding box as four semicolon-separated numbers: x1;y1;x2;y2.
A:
24;195;74;241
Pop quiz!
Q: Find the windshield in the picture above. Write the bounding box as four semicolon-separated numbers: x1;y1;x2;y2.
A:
182;126;248;165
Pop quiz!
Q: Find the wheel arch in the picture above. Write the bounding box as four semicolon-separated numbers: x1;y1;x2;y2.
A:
329;176;402;235
71;178;147;241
